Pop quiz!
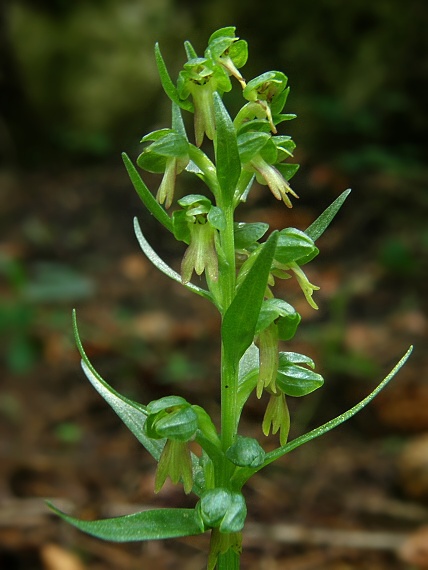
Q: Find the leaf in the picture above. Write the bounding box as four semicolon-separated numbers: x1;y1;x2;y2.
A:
72;311;164;461
73;311;205;496
237;131;271;164
276;362;324;397
213;92;241;204
222;231;278;363
234;222;269;250
184;40;198;60
47;503;204;541
237;343;259;416
154;43;193;112
255;299;300;339
172;102;188;138
305;188;351;242
232;346;413;489
122;153;172;232
276;163;300;181
275;228;318;266
133;217;213;303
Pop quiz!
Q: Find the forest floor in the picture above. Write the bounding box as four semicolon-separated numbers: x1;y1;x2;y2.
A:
1;160;427;569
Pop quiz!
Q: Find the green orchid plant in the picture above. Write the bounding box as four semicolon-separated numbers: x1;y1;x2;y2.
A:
49;27;412;570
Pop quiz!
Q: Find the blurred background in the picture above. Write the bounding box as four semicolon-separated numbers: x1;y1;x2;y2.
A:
1;0;427;568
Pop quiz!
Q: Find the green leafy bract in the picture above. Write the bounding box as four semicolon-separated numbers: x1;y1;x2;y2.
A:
213;92;241;203
256;299;301;341
305;189;352;242
122;153;172;232
275;228;319;266
234;222;269;250
276;352;324;397
48;503;204;541
222;231;278;363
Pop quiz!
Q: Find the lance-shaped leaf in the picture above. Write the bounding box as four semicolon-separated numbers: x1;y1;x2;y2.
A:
72;310;164;461
73;311;205;496
48;503;204;541
213;92;241;204
222;231;278;363
305;188;352;242
133;217;213;303
122;153;172;232
236;343;259;417
154;43;193;112
232;346;413;488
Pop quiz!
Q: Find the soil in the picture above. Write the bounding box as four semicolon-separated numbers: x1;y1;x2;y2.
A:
1;160;427;569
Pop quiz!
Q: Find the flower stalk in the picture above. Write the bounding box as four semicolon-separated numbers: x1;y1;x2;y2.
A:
52;26;412;570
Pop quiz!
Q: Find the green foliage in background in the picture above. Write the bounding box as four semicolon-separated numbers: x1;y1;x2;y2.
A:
4;0;428;171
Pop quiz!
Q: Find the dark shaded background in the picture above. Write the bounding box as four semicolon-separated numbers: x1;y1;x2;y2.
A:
1;1;428;568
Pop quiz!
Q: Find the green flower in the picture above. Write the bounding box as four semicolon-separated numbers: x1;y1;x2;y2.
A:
204;26;248;88
155;156;182;208
256;322;279;398
288;262;320;310
208;529;242;570
181;220;219;284
177;58;231;146
173;195;221;284
250;154;299;208
243;71;289;133
262;392;290;446
237;131;299;207
155;439;193;494
137;129;189;208
143;396;198;494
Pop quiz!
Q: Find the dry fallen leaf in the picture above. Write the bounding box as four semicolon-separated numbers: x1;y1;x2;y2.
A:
399;525;428;568
40;543;86;570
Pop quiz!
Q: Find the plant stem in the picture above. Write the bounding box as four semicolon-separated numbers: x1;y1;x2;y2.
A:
217;548;240;570
219;204;238;457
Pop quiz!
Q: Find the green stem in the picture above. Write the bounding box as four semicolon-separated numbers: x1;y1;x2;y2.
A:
217;548;240;570
219;205;238;475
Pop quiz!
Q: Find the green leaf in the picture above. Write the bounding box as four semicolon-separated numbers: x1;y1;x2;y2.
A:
73;312;205;496
213;92;241;204
155;43;193;112
122;153;172;232
139;132;189;162
222;231;278;363
207;206;226;231
255;299;300;340
237;343;259;416
47;503;204;541
184;40;198;60
72;310;164;461
237;131;271;164
276;354;324;397
276;163;300;181
150;405;198;441
233;346;413;489
305;189;352;242
172;102;188;138
133;217;213;303
234;222;269;250
275;228;318;266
